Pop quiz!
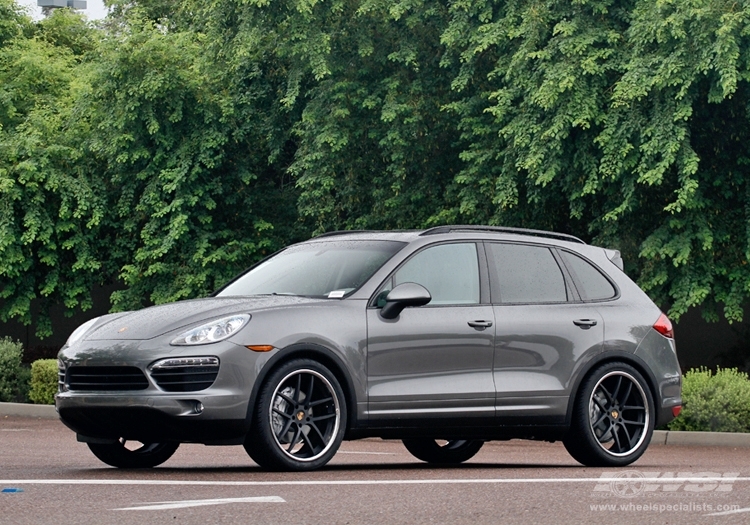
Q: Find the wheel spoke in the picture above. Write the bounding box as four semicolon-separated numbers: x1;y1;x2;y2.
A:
592;411;608;428
272;407;293;420
307;422;327;450
304;374;315;408
276;416;295;439
611;424;623;451
619;380;633;406
618;423;634;451
621;418;645;426
277;392;295;405
611;376;623;404
287;426;303;453
311;412;336;422
309;396;333;408
295;374;302;403
622;405;645;411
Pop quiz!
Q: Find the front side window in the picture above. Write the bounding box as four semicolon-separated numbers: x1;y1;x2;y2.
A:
487;243;568;304
218;240;406;298
391;243;480;305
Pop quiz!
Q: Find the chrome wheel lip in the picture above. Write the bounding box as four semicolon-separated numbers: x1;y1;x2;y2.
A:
269;368;340;463
589;370;650;458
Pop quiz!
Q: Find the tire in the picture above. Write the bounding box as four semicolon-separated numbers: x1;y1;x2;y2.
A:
402;439;484;464
87;440;179;468
244;358;346;471
564;362;655;467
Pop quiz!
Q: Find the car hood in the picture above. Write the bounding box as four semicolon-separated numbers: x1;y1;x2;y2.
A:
83;295;326;341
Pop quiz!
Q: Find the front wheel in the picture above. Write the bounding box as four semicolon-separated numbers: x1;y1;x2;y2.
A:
87;440;179;468
564;362;655;467
402;439;484;464
244;359;346;471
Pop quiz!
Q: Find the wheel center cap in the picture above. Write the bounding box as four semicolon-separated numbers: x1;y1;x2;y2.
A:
296;411;305;421
611;410;619;419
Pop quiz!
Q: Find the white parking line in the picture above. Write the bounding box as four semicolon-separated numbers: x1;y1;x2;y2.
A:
114;496;285;511
2;477;749;487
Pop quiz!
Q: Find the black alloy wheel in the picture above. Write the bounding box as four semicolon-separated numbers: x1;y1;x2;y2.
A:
245;358;346;471
564;362;654;467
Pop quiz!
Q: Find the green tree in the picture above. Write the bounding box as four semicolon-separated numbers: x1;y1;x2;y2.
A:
439;0;750;322
85;8;299;310
0;6;107;336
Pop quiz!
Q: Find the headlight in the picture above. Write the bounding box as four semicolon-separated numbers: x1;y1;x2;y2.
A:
170;314;250;346
65;317;101;347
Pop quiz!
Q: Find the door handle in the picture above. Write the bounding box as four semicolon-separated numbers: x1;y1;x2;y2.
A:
468;320;493;329
573;319;598;329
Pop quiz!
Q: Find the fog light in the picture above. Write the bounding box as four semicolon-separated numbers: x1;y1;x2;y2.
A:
194;402;204;414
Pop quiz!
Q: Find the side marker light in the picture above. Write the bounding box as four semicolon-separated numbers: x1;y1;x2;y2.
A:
246;345;275;352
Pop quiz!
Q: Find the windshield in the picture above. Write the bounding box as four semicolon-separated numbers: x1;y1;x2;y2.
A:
218;240;406;298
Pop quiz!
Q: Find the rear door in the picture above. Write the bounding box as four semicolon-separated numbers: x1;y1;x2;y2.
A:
485;242;605;420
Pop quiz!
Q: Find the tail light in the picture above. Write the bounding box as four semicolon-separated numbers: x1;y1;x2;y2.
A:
653;313;674;339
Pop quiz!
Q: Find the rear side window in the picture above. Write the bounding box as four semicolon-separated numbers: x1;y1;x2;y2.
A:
486;243;568;304
393;243;480;305
559;250;616;301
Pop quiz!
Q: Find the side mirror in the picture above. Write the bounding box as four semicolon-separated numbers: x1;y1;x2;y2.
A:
379;283;431;320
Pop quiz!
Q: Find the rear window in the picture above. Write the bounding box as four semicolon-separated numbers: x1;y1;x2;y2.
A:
486;243;568;303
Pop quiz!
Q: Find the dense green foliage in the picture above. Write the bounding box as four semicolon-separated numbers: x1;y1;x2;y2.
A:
0;336;29;401
4;0;750;337
29;358;57;404
669;367;750;432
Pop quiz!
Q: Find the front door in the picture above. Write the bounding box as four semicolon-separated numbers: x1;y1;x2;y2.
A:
366;242;495;421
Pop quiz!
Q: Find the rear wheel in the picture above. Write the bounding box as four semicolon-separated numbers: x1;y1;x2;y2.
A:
87;440;179;468
245;359;346;471
564;362;654;467
402;439;483;464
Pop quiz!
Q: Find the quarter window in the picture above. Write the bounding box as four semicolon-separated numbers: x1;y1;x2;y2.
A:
393;243;480;305
487;243;567;303
559;251;616;301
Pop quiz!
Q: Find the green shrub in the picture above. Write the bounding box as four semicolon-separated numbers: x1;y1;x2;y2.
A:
668;367;750;433
29;359;58;405
0;337;30;402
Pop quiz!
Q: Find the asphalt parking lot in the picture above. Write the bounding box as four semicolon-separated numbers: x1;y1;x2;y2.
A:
2;415;749;525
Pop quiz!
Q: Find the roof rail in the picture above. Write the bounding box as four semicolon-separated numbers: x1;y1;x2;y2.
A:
420;225;586;244
313;229;418;239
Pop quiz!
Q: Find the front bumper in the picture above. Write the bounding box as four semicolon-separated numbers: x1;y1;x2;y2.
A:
56;338;264;444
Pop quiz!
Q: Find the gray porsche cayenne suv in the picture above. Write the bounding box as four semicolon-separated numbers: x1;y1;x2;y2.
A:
56;226;682;471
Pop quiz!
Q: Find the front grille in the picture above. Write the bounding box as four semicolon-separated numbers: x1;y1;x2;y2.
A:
150;365;219;392
66;366;149;391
